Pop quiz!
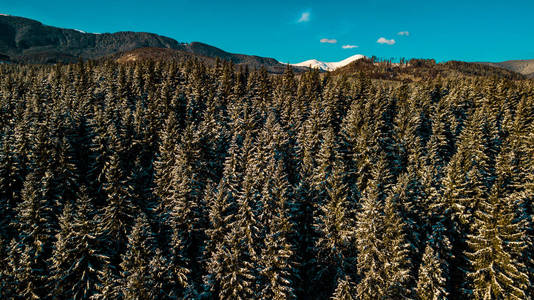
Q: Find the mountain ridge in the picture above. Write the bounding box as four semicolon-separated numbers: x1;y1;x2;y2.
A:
1;15;533;78
0;15;291;72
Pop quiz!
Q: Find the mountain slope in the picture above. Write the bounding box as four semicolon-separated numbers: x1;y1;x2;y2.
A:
180;42;289;72
0;15;290;72
479;59;534;78
0;15;181;63
290;54;366;71
112;47;211;64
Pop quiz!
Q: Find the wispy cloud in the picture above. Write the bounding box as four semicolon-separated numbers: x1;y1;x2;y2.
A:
397;31;410;36
377;37;395;45
320;38;338;44
298;12;310;23
342;45;359;49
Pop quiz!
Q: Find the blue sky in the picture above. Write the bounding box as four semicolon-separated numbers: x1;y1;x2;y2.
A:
3;0;534;63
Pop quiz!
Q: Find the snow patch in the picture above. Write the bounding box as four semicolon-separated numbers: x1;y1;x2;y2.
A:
74;29;102;34
285;54;366;71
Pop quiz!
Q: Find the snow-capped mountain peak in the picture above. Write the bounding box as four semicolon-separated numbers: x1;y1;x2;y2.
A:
288;54;366;71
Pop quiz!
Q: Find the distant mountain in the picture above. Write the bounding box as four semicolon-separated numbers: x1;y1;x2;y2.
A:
0;14;291;72
289;54;366;71
0;15;182;63
479;59;534;78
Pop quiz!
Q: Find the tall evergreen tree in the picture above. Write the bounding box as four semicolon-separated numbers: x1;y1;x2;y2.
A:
354;182;386;299
49;188;107;299
331;275;356;300
258;159;296;300
417;243;449;300
204;133;257;299
314;160;355;294
465;186;529;299
119;214;165;300
10;172;57;299
355;153;411;299
381;192;413;298
98;140;136;260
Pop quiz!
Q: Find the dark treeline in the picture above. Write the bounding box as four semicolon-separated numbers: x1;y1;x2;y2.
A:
0;59;532;299
332;58;525;82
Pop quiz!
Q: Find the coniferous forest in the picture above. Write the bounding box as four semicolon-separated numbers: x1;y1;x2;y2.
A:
0;59;532;300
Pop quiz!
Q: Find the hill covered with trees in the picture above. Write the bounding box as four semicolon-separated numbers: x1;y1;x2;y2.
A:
0;58;532;299
332;57;527;82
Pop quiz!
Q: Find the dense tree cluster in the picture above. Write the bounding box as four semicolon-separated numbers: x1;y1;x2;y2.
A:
332;58;526;82
0;59;532;299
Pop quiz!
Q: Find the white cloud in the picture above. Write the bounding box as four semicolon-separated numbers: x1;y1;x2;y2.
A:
298;12;310;23
320;38;338;44
398;31;410;36
377;37;396;45
342;45;359;49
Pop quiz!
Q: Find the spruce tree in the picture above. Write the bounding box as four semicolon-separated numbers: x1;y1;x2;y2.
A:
331;275;356;300
440;106;498;296
11;172;56;299
465;186;529;299
98;142;136;260
119;214;163;300
381;192;413;298
209;224;256;300
417;243;448;300
314;160;355;293
153;112;181;206
355;184;386;299
203;135;244;297
93;265;120;300
49;188;107;299
355;153;411;299
204;133;257;299
258;159;296;300
0;237;16;298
